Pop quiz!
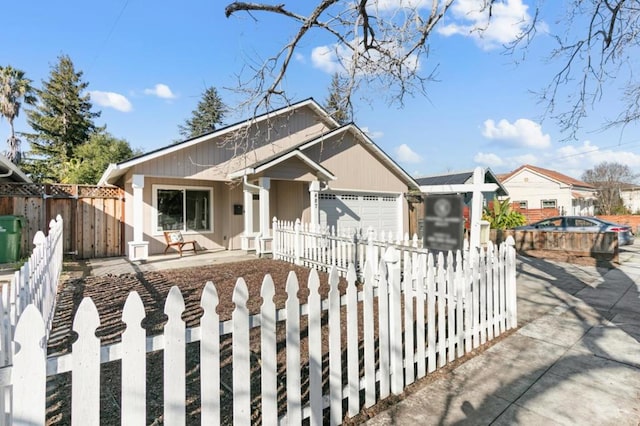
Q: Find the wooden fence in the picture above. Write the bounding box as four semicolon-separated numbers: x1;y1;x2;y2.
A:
0;215;64;368
0;183;124;259
4;240;517;425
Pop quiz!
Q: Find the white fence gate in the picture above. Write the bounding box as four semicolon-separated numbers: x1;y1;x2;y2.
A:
4;238;517;425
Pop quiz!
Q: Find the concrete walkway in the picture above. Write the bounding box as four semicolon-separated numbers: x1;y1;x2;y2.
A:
365;245;640;425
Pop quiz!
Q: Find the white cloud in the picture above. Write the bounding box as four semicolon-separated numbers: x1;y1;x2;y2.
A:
144;83;176;99
438;0;536;50
311;41;419;76
550;140;640;174
361;127;384;139
482;118;550;149
395;143;423;164
473;152;504;167
311;45;342;74
375;0;432;11
89;91;132;112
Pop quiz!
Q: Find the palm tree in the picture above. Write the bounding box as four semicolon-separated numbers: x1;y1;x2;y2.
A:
0;65;36;164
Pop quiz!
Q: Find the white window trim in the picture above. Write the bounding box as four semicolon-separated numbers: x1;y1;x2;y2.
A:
541;199;557;209
152;184;213;236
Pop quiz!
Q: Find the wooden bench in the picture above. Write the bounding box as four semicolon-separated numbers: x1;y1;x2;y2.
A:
163;231;197;256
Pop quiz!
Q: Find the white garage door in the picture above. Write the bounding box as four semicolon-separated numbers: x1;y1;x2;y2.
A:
319;192;400;234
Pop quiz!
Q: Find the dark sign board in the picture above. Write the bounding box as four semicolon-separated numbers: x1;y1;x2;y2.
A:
423;194;464;252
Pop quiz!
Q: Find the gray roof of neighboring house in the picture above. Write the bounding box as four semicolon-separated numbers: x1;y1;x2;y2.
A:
415;168;507;196
0;155;32;183
415;171;475;186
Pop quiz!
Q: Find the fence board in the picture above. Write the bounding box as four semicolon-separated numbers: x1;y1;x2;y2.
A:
285;272;302;424
327;266;342;426
346;264;359;417
122;292;146;426
164;286;186;426
72;298;100;426
200;282;221;424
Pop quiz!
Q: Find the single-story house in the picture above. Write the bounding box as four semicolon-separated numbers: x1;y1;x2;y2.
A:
0;155;32;183
98;99;421;260
498;164;596;216
620;184;640;214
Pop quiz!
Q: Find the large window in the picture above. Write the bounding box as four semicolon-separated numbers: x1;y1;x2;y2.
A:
154;185;212;232
541;199;557;209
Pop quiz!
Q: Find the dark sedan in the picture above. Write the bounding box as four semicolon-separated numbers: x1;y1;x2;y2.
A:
513;216;635;246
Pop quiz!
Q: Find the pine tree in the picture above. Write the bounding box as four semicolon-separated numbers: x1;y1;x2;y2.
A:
0;65;36;164
178;87;227;140
324;73;351;125
23;55;101;182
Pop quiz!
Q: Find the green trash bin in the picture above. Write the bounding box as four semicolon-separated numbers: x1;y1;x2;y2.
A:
0;215;24;263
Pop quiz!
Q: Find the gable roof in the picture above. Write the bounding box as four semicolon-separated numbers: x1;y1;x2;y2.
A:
0;156;32;183
416;168;507;196
500;164;594;189
98;98;339;186
229;123;420;190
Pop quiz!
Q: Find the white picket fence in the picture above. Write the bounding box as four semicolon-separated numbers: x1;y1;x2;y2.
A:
272;217;425;277
4;237;516;425
0;215;64;367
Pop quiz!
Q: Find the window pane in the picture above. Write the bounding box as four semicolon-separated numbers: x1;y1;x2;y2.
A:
158;189;184;230
186;190;210;231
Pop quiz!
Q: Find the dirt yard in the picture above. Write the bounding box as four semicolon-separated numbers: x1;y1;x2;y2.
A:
46;258;508;425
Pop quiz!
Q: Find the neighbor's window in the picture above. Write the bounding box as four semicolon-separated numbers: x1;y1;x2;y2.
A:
541;199;557;209
155;185;212;232
517;200;528;209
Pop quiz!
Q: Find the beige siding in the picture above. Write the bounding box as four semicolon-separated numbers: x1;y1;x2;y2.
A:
272;180;308;222
123;173;245;255
255;157;317;181
303;134;408;193
129;106;332;180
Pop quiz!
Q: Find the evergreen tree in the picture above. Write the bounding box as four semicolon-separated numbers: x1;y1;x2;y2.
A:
23;55;101;182
64;131;140;184
0;65;36;164
178;87;227;140
324;73;351;125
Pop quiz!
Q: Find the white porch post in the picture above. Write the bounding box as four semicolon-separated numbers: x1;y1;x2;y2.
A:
128;174;149;261
469;167;483;253
241;188;254;250
259;177;272;253
309;180;320;231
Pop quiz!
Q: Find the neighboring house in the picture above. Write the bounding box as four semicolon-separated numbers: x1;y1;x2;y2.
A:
414;167;508;237
620;184;640;213
0;155;32;183
498;164;596;216
98;99;420;260
416;167;508;202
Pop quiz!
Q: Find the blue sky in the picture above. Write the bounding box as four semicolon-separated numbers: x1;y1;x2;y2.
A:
2;0;640;180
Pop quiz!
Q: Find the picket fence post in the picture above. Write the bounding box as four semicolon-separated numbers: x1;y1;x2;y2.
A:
13;305;46;426
285;272;301;424
122;291;147;425
164;286;186;425
292;219;301;265
260;276;277;425
72;298;101;426
385;247;403;394
232;278;250;425
200;282;220;424
327;266;342;426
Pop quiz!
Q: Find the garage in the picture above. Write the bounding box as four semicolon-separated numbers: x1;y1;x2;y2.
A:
319;191;400;234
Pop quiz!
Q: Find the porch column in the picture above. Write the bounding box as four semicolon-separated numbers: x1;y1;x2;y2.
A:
128;174;149;261
309;180;320;231
241;187;254;251
258;177;272;254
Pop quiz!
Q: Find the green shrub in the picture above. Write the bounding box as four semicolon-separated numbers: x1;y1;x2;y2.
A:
482;197;527;230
